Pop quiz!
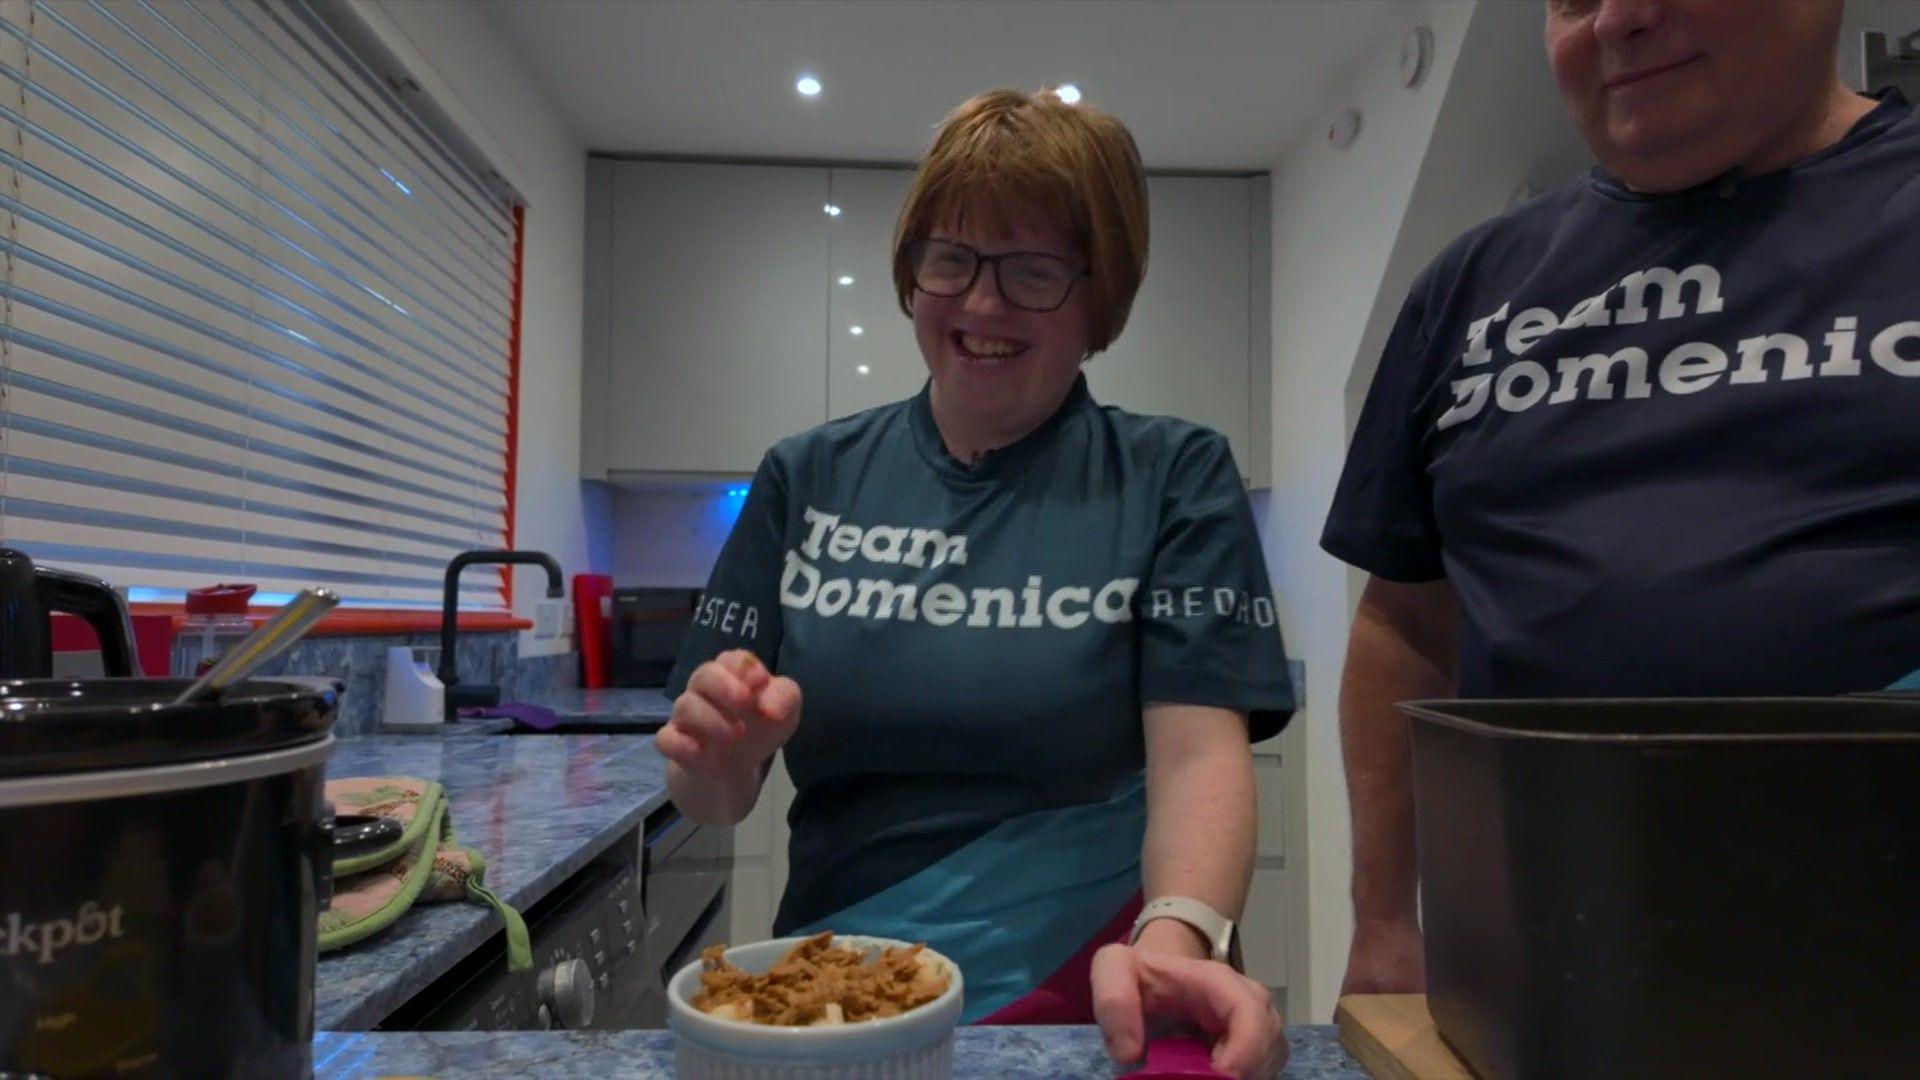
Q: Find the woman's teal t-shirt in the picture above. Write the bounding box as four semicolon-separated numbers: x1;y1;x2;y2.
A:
666;375;1294;934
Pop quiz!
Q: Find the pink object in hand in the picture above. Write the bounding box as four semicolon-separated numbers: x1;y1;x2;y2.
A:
1128;1035;1234;1078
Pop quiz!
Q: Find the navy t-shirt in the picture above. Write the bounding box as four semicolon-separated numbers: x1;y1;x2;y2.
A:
1323;90;1920;698
668;376;1294;932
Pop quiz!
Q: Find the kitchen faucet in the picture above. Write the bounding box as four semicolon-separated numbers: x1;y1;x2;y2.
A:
439;549;564;721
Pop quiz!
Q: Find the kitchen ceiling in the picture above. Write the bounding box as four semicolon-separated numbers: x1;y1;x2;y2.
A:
477;0;1419;171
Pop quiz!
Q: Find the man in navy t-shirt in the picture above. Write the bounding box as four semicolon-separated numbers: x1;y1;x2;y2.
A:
1322;2;1920;996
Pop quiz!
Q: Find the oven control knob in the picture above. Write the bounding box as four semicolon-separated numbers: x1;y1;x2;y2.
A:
537;958;596;1029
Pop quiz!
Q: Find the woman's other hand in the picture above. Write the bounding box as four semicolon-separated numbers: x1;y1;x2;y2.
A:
1091;943;1287;1080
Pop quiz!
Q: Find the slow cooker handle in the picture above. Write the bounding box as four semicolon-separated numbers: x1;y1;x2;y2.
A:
318;802;337;912
315;805;404;912
37;563;143;677
332;814;404;859
0;547;51;679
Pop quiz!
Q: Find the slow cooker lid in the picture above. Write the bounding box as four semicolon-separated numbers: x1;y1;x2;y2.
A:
0;677;337;779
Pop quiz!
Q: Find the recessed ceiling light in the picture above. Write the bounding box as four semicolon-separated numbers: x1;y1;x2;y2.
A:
856;364;871;375
796;75;822;97
823;203;841;217
1055;84;1082;105
837;275;854;286
849;326;864;336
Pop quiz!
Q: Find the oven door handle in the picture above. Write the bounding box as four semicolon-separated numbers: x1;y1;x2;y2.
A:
642;804;698;890
644;804;693;849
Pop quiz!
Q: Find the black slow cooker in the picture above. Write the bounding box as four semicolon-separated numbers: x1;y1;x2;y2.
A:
0;677;339;1079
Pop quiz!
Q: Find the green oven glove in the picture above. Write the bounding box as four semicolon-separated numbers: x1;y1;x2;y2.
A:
317;776;530;971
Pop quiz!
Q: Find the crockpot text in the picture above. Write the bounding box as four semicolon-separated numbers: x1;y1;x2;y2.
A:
2;903;127;965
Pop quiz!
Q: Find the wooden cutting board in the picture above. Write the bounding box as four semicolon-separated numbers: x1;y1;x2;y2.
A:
1335;995;1479;1080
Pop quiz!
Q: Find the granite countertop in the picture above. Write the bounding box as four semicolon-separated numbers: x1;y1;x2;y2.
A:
315;735;669;1031
436;715;517;735
513;687;675;726
381;690;673;735
313;1024;1366;1078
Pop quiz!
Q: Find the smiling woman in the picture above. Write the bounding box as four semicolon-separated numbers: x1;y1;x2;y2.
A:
656;84;1294;1079
886;89;1149;461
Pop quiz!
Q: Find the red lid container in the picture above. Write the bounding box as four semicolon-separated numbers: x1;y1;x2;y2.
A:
185;583;257;615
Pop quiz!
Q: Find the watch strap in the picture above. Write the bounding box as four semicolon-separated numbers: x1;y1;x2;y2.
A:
1129;895;1242;971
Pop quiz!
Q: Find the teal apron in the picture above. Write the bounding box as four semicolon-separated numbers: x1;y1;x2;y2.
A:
795;774;1146;1023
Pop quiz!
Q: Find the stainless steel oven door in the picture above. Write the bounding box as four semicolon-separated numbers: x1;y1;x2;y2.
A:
627;803;732;1027
377;843;647;1031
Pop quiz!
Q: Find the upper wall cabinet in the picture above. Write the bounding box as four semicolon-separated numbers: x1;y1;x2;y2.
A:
825;167;922;420
1088;175;1259;481
584;161;1271;486
589;160;830;477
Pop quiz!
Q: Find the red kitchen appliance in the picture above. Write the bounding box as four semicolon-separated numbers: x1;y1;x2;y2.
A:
573;573;613;688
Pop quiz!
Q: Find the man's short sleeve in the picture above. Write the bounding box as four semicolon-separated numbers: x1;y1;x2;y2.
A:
1139;431;1296;742
1321;290;1447;582
664;454;788;698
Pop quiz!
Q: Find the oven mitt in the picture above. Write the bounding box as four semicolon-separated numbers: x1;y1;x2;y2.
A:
317;776;530;971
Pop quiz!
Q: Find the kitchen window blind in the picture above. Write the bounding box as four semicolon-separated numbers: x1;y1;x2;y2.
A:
0;0;517;609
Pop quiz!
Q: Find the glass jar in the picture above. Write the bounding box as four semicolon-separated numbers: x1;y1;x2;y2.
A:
182;583;257;675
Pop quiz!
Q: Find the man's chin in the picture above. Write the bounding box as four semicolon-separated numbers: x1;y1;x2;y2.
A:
1595;122;1736;192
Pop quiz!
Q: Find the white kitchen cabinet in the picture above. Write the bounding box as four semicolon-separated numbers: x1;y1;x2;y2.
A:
1089;174;1263;482
727;863;773;947
1244;866;1291;1004
581;158;612;479
729;752;795;944
585;161;1271;485
733;769;777;861
1255;753;1286;862
602;160;831;475
1245;752;1288;1001
826;168;924;419
767;754;794;905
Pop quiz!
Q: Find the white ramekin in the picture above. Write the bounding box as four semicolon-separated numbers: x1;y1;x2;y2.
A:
666;935;965;1080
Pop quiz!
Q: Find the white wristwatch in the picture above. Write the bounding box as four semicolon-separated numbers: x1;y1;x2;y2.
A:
1129;896;1245;972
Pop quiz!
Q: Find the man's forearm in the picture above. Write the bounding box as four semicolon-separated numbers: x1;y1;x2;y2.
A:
1340;581;1458;924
